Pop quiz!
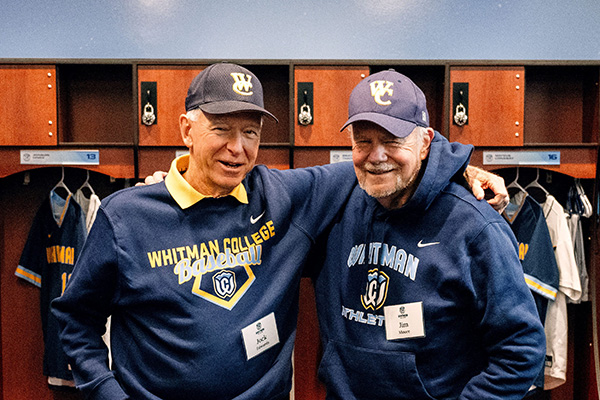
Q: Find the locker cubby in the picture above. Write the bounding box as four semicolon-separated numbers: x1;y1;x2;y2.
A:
245;64;290;145
58;63;134;144
524;65;599;145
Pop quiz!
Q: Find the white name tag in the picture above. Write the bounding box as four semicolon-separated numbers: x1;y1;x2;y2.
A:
384;302;426;341
241;312;280;360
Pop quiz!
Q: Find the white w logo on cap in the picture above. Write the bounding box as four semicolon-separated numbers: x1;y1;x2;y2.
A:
369;80;394;106
231;73;254;96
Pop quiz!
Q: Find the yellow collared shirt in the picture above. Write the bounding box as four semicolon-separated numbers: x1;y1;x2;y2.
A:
165;155;248;209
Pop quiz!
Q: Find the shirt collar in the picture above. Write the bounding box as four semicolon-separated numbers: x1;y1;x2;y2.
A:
165;154;249;209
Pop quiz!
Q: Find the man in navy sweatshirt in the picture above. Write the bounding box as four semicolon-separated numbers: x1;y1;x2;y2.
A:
312;70;546;399
52;63;509;400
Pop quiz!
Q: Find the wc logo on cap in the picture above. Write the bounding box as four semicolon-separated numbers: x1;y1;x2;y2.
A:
369;80;394;106
231;73;254;96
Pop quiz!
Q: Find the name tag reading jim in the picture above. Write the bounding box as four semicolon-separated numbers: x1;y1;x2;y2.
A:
384;302;426;341
241;312;280;360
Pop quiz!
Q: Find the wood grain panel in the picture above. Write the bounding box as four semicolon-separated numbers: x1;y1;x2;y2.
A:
137;148;183;178
294;278;326;400
294;66;368;147
138;66;207;146
292;148;339;168
256;147;290;170
0;65;57;146
449;67;525;147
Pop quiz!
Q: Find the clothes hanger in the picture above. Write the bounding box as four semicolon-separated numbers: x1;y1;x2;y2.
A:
524;168;549;203
77;169;96;198
51;166;72;199
506;167;526;198
567;184;581;215
574;178;593;217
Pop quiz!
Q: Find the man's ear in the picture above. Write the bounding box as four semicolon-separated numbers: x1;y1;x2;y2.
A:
420;128;435;160
179;114;193;148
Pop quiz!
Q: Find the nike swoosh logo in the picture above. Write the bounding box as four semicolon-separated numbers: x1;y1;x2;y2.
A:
417;240;440;248
250;211;266;224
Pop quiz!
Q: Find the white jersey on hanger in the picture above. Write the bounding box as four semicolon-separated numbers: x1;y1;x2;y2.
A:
74;187;112;365
542;194;581;390
565;212;589;302
74;189;101;233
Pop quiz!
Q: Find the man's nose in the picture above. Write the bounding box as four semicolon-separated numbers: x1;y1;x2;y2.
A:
227;132;244;153
368;143;388;162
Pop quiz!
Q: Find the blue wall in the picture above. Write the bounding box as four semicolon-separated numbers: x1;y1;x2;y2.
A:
2;0;600;60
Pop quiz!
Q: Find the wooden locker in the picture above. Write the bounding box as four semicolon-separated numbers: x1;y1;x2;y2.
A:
294;66;368;147
449;66;525;147
138;66;206;146
0;65;57;146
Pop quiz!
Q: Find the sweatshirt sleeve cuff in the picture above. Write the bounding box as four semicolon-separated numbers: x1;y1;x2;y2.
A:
81;374;128;400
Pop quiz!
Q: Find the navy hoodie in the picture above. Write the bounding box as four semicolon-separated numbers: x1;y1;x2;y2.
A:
313;134;546;399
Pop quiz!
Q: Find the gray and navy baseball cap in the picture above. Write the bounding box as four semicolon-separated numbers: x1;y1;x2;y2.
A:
185;63;278;122
341;69;429;138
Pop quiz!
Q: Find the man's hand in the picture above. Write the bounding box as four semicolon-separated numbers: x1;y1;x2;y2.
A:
135;171;168;186
464;165;509;213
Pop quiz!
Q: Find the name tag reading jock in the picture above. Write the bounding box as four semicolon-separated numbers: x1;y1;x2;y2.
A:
241;312;280;360
384;301;425;341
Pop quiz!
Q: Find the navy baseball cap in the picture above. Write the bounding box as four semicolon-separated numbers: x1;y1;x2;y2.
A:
185;63;278;122
341;69;429;138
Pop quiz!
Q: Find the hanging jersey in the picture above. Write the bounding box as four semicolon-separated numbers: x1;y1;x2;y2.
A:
74;189;101;233
503;191;559;389
15;190;87;382
74;187;112;366
503;192;559;315
543;195;581;301
566;212;589;302
542;195;581;390
565;182;590;303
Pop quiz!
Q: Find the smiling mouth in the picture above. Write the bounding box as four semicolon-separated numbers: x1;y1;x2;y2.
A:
366;168;393;175
220;161;243;169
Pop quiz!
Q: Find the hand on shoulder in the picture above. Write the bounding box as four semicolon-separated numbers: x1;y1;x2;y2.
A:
135;171;167;186
464;166;509;213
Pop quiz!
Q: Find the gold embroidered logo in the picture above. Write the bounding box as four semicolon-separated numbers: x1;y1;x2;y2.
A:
369;80;394;106
231;73;254;96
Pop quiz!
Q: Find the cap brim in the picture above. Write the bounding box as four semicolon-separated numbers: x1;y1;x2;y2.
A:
340;112;417;138
198;101;278;123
